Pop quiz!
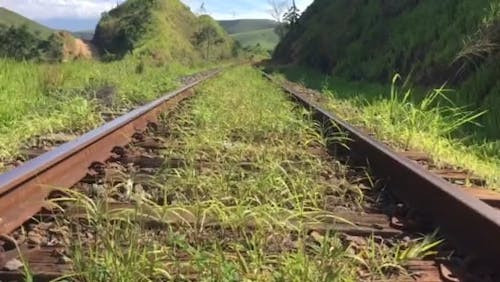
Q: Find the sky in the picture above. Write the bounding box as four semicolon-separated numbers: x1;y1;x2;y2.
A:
0;0;314;31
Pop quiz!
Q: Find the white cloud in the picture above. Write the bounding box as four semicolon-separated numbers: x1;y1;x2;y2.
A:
0;0;122;19
0;0;314;20
181;0;314;20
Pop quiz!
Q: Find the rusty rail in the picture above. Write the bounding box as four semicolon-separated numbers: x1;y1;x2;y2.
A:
263;72;500;271
0;70;220;235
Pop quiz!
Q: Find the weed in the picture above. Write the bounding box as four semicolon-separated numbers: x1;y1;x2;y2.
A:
0;58;211;169
52;66;441;281
270;66;500;187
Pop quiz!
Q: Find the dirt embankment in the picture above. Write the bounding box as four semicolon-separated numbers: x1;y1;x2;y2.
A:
70;38;94;59
56;31;97;60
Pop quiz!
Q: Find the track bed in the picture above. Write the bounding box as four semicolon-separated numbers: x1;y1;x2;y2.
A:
0;66;496;281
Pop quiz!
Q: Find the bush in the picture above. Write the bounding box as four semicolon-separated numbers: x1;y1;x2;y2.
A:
0;24;64;61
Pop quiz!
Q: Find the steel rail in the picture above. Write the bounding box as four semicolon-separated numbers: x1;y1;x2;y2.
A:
0;70;220;235
263;72;500;270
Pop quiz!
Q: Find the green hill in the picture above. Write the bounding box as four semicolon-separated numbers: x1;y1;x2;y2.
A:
232;28;279;50
274;0;500;140
93;0;235;63
73;30;94;41
218;19;279;50
218;19;277;34
0;7;65;61
0;7;53;38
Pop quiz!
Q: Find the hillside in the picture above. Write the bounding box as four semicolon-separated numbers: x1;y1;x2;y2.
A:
0;7;53;38
274;0;500;140
73;30;94;41
218;19;279;51
218;19;277;34
0;7;93;61
232;28;279;51
93;0;235;63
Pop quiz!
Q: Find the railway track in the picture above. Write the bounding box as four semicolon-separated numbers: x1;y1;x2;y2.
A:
0;66;498;281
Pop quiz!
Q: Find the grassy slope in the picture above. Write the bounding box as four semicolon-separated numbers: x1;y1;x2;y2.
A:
232;28;280;50
219;19;280;50
218;19;277;34
274;0;500;140
0;7;87;62
93;0;234;63
271;66;500;187
0;7;53;38
72;30;94;41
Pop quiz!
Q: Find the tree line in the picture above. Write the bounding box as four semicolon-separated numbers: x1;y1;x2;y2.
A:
0;24;63;61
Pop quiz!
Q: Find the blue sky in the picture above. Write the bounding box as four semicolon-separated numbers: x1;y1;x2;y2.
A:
0;0;313;31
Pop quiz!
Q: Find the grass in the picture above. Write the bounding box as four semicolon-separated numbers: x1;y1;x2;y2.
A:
232;28;280;51
49;66;442;281
0;57;213;169
269;66;500;188
273;0;500;141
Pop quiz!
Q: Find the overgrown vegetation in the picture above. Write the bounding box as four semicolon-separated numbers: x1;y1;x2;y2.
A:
0;58;208;169
93;0;235;63
269;66;500;187
232;28;280;52
274;0;500;141
219;19;280;52
0;25;62;61
0;8;94;62
0;0;241;167
54;67;440;281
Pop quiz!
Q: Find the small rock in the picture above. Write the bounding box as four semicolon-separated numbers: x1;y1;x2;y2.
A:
310;231;324;243
4;259;23;271
344;235;367;247
57;255;72;264
37;222;54;231
28;232;43;245
46;238;60;247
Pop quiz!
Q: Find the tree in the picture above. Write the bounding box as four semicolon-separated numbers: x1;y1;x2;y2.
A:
268;0;288;23
193;25;223;60
267;0;289;38
0;25;43;60
283;0;300;26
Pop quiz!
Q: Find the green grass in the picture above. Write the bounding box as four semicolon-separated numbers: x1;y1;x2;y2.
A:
218;19;277;34
232;28;280;50
0;57;213;169
273;0;500;140
49;66;441;281
0;7;53;38
269;66;500;188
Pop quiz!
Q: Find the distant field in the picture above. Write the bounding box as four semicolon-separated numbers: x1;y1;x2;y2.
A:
0;7;53;38
218;19;279;51
218;19;277;34
232;28;279;50
73;30;94;41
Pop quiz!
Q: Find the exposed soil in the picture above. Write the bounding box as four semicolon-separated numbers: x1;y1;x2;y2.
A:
63;38;95;60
